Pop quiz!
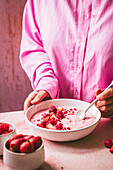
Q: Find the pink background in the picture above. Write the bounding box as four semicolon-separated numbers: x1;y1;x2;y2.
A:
0;0;32;112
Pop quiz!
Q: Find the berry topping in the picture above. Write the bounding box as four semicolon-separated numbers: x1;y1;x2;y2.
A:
49;119;57;126
55;123;63;130
56;111;64;119
67;127;71;130
40;121;46;128
49;105;57;114
46;123;56;130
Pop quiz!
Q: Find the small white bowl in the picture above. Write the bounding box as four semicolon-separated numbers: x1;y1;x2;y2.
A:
0;122;16;155
3;138;45;170
25;99;101;142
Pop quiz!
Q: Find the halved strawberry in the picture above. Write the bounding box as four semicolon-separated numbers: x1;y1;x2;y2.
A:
40;121;46;128
55;123;63;130
0;123;9;133
10;138;25;152
46;123;56;130
110;146;113;153
20;141;34;153
24;135;34;140
8;134;23;144
29;136;42;150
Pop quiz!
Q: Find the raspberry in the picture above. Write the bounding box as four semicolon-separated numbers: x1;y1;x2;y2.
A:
104;139;113;148
49;106;57;114
56;111;64;119
40;121;46;128
49;119;57;126
55;123;63;130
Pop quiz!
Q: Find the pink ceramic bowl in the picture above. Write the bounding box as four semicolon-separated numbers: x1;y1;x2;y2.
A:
25;99;101;142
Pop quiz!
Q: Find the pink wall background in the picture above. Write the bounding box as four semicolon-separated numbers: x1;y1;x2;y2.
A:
0;0;32;112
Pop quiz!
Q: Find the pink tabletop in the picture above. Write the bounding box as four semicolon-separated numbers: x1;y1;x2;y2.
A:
0;111;113;170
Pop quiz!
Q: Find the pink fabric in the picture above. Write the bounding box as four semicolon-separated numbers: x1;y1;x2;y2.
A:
20;0;113;102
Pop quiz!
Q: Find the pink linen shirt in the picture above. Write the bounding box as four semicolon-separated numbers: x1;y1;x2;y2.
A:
20;0;113;103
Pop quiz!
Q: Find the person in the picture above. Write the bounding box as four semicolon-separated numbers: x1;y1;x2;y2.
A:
20;0;113;117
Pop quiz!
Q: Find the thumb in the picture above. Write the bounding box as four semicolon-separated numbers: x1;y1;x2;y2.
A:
31;90;50;104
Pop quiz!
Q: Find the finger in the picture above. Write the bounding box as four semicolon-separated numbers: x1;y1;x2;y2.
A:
31;90;50;104
24;91;37;114
95;96;113;107
96;88;113;100
97;102;113;113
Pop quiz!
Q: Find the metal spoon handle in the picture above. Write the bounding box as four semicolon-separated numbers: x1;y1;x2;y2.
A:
85;81;113;113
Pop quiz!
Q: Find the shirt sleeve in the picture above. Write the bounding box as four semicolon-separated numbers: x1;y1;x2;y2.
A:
19;0;60;99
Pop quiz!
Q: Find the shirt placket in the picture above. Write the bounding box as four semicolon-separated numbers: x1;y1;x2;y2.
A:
74;8;91;100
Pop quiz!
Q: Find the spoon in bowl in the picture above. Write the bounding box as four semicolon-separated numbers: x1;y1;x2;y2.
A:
76;81;113;119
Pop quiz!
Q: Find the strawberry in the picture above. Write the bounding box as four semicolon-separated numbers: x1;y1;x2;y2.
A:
9;134;23;144
10;138;25;152
0;129;2;135
43;116;50;122
29;136;42;150
1;131;9;135
46;123;56;130
43;113;49;118
20;141;34;153
24;135;34;140
0;123;9;133
8;129;13;133
110;146;113;153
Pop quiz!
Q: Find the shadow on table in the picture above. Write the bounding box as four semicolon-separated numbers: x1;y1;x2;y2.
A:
44;118;113;154
37;162;54;170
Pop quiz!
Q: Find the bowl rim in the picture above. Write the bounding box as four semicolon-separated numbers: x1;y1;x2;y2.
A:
0;121;16;137
4;139;44;156
25;98;101;133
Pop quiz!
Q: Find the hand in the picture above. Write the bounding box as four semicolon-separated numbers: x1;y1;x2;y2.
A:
95;88;113;117
24;90;51;114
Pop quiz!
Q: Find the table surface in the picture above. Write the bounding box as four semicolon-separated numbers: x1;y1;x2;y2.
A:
0;111;113;170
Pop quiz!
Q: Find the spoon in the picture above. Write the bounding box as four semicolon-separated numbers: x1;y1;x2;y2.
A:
76;81;113;119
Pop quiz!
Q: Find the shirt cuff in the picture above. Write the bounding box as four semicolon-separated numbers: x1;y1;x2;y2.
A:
33;77;60;99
